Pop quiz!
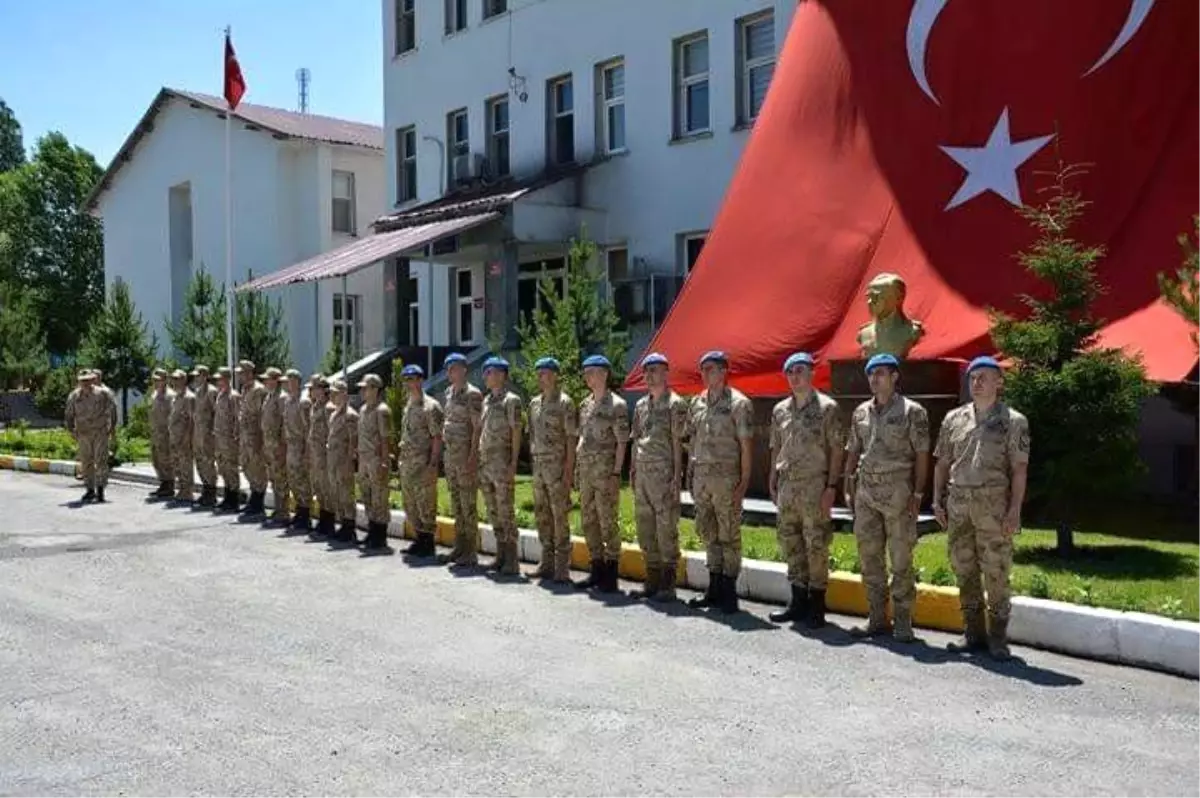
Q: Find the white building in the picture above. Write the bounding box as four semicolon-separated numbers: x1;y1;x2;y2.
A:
87;88;387;375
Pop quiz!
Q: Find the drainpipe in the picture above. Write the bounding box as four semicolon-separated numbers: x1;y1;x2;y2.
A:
341;273;348;377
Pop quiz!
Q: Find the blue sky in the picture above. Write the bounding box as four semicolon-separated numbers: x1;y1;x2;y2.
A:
0;0;384;167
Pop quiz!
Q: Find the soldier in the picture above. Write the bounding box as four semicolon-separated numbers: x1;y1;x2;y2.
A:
283;369;312;532
437;352;483;568
307;375;334;537
478;356;523;575
213;367;242;512
168;369;196;503
190;365;220;507
844;354;931;642
574;355;629;593
933;356;1030;660
326;379;360;545
628;352;688;603
236;360;269;516
685;351;754;614
65;370;116;503
260;367;289;525
91;369;119;429
398;364;445;559
767;352;846;628
526;357;577;583
148;368;175;499
356;373;393;554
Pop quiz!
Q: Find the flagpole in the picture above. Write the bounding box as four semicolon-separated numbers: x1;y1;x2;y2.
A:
224;25;235;374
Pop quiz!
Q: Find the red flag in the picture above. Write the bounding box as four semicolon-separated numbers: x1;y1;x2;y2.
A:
224;31;246;110
626;0;1198;395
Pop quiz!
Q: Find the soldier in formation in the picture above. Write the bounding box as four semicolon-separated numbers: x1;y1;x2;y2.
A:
237;360;269;516
574;355;628;593
438;352;482;568
768;352;845;628
843;354;930;642
477;356;523;575
397;364;445;559
191;365;219;507
168;369;195;503
65;370;116;503
932;356;1030;660
261;367;289;525
148;368;175;499
283;369;312;532
326;379;359;545
307;375;334;537
526;357;577;583
357;373;393;554
213;367;241;511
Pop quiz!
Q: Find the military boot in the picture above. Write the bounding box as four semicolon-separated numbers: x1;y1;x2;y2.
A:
500;538;521;576
241;491;265;516
718;574;741;614
218;487;238;512
406;532;437;558
574;560;602;590
333;518;357;544
987;615;1012;661
947;608;988;653
651;563;678;603
151;481;173;499
892;609;916;643
312;509;334;538
850;600;891;638
688;571;722;608
769;584;809;624
631;566;662;600
290;506;311;532
95;487;106;503
197;486;217;508
805;588;828;629
268;504;290;526
596;560;620;593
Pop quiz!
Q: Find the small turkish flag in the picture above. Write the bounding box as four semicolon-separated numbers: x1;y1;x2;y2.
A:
224;31;246;110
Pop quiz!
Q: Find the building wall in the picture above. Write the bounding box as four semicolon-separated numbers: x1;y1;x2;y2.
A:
96;95;385;375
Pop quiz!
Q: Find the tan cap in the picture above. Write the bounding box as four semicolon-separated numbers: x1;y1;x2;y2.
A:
151;368;167;380
171;369;187;379
329;379;347;393
190;364;210;377
284;368;303;379
237;359;256;372
358;373;383;389
261;367;283;380
215;367;232;379
77;369;92;382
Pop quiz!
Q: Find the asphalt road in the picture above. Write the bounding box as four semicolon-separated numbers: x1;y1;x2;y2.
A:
1;470;1197;797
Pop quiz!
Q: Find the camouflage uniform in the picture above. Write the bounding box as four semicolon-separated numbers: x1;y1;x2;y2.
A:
935;401;1030;651
479;388;523;574
846;393;930;636
169;379;196;501
687;387;755;583
326;388;359;542
357;383;393;551
576;392;629;572
630;390;688;598
441;382;483;565
527;389;577;580
307;384;332;532
399;391;444;545
191;370;219;505
150;380;175;488
237;364;269;513
284;380;312;524
261;375;289;520
65;376;116;500
213;375;241;510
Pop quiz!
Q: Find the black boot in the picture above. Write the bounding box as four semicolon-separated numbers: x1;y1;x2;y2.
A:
688;572;722;609
237;491;261;516
81;488;96;503
290;506;311;532
311;509;334;538
197;486;217;508
574;561;602;590
219;487;239;512
150;481;171;499
599;560;620;593
805;589;827;629
363;523;393;555
718;575;740;615
95;487;106;504
769;584;809;623
332;518;357;544
405;531;437;557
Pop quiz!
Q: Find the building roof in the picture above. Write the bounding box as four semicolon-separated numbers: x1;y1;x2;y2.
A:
86;87;384;212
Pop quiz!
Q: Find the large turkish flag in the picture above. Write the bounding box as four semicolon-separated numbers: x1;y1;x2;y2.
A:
625;0;1198;395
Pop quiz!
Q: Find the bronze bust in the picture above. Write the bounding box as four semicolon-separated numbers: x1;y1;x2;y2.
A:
856;273;924;358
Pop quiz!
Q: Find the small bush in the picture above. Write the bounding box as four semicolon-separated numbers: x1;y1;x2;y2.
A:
35;365;75;419
1028;571;1052;599
126;396;151;439
929;564;956;587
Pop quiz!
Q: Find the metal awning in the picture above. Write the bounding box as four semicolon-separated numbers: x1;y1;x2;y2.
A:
235;211;501;292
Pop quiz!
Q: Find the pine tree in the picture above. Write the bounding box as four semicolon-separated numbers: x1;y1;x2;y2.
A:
0;280;47;389
512;228;630;401
319;332;345;376
235;272;291;368
990;163;1156;555
1158;215;1198;349
166;266;227;367
80;278;158;421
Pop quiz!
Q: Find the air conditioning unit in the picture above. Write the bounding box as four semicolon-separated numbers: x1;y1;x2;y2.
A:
452;152;487;185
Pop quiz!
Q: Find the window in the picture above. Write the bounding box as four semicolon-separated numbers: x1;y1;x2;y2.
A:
486;96;510;177
598;59;626;154
333;294;362;356
518;258;566;323
483;0;506;19
605;246;629;298
395;0;415;55
445;0;467;33
332;170;356;234
396;126;417;203
407;277;420;345
736;11;776;124
454;268;476;345
674;33;710;138
547;76;575;166
447;109;469;183
679;232;707;275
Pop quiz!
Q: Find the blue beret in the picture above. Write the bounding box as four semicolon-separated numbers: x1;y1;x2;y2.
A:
482;356;509;371
966;355;1002;375
443;352;468;367
699;350;728;367
582;354;611;370
783;352;815;371
401;364;424;378
641;352;669;368
534;357;560;372
865;354;900;374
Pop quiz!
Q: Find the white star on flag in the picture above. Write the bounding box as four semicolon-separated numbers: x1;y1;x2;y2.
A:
940;108;1055;210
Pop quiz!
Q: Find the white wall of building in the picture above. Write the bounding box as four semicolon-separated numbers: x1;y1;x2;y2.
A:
382;0;794;283
96;94;386;376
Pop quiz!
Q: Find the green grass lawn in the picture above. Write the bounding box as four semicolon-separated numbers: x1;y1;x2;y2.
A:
388;475;1199;621
0;426;149;465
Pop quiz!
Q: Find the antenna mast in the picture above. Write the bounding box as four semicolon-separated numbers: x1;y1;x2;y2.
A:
296;68;311;113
